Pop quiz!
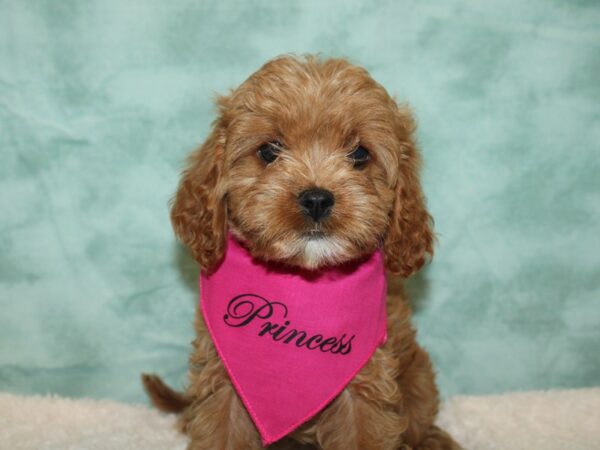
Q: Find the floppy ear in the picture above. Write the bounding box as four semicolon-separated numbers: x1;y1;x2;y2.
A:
170;105;228;273
384;105;434;278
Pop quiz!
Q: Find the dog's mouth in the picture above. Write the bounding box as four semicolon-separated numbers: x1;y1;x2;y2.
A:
304;229;326;240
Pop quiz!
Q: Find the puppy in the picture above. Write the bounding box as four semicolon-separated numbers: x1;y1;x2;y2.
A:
143;55;460;450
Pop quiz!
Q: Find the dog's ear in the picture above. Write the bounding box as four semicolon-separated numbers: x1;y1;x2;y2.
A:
384;104;434;278
171;98;229;273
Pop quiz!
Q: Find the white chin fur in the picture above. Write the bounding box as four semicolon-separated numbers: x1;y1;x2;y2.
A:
302;237;345;268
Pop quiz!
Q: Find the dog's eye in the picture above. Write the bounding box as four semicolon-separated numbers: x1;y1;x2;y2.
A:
257;142;281;164
348;145;370;168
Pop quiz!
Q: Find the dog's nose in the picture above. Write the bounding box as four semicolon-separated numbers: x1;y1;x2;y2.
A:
298;188;335;222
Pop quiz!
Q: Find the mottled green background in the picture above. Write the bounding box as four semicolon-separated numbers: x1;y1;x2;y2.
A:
1;0;599;403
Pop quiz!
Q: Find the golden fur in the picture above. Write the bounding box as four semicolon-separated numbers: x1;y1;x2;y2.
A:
143;55;460;450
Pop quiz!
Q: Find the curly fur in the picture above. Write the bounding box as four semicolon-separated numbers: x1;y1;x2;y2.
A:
144;55;460;450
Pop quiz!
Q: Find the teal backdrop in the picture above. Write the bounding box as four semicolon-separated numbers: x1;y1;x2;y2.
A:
1;0;599;403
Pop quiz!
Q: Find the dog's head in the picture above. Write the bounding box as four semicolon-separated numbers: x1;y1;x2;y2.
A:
171;55;433;277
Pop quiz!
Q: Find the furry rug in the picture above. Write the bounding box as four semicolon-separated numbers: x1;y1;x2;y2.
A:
1;389;599;450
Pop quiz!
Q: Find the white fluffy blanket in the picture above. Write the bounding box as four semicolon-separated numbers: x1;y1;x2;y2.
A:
1;389;599;450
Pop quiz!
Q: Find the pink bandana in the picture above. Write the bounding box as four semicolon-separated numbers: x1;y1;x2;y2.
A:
200;234;387;445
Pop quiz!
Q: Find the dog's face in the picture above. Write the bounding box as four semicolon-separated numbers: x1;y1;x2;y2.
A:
172;56;433;276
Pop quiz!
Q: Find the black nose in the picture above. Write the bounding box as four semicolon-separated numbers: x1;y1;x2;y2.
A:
298;188;335;222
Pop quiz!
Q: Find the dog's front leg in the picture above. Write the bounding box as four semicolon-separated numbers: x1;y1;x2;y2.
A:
312;352;407;450
182;382;263;450
313;388;404;450
177;317;264;449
